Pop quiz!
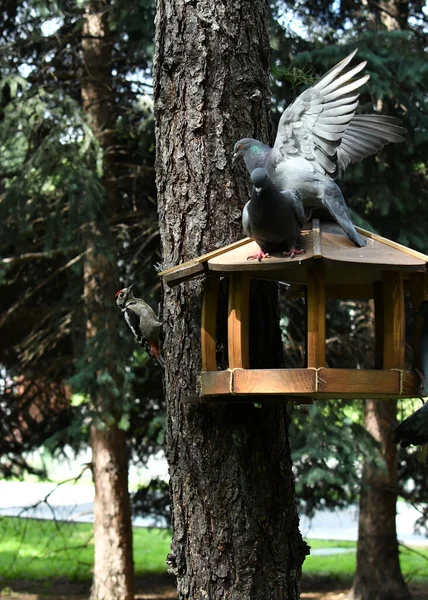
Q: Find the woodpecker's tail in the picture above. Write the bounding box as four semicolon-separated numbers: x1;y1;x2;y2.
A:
137;336;165;372
153;352;165;371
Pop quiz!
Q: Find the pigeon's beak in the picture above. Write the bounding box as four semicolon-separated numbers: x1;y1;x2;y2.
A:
232;152;238;166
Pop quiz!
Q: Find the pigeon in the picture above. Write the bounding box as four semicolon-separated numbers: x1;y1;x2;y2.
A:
393;301;428;449
417;301;428;396
233;49;406;248
243;168;305;261
393;402;428;449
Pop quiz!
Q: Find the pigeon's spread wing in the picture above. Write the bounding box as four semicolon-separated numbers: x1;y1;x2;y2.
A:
337;114;406;172
273;50;368;176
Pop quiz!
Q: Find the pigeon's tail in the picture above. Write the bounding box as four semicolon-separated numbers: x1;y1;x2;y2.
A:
392;422;411;448
321;181;367;248
393;401;428;448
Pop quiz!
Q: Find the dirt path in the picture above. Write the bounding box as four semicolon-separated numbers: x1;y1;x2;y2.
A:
1;576;427;600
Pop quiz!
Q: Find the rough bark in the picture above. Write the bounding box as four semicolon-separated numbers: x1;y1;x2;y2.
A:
81;2;134;599
351;400;412;600
154;1;308;599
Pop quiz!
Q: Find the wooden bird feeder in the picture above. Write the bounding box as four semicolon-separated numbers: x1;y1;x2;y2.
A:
159;219;428;403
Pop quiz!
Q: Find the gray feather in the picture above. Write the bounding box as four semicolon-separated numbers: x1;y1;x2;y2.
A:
233;49;406;249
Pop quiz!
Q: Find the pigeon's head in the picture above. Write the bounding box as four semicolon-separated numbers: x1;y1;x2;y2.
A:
232;138;269;169
418;301;428;320
115;283;135;309
250;167;269;193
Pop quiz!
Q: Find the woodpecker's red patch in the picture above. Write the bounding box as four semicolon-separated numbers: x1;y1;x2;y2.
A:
115;289;124;297
149;340;161;359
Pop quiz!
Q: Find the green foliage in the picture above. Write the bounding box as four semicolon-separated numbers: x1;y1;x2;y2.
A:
0;0;164;476
272;64;317;90
290;401;380;517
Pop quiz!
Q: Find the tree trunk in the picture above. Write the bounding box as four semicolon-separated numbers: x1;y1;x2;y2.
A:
351;280;411;600
154;1;308;598
351;400;412;600
81;2;134;599
91;425;134;600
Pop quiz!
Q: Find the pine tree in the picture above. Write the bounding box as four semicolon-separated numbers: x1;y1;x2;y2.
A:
154;0;309;597
0;2;162;598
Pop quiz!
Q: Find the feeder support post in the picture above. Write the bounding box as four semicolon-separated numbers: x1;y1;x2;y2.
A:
228;272;250;369
306;263;326;368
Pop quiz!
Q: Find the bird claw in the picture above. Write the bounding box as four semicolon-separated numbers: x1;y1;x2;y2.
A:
283;248;306;259
247;250;271;262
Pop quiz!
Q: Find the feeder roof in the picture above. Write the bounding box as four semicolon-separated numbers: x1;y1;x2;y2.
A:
159;219;428;287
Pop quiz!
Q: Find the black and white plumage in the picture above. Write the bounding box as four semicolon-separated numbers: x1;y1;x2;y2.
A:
233;49;406;248
115;284;164;370
393;302;428;449
243;168;305;261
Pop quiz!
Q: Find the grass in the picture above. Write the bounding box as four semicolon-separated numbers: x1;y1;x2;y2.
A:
0;517;427;584
304;539;428;584
0;517;170;582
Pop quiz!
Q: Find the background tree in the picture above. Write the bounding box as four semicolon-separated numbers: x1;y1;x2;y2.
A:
0;1;162;598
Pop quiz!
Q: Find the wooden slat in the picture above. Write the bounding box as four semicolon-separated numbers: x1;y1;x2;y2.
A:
162;262;205;287
200;368;421;398
306;263;326;368
409;272;428;371
373;281;384;369
383;272;405;369
201;370;232;395
158;237;253;277
356;226;428;263
201;277;220;371
207;239;312;271
233;368;316;394
317;368;400;394
228;273;250;368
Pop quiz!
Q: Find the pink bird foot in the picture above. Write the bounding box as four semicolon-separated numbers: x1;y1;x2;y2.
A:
283;248;306;259
247;250;271;262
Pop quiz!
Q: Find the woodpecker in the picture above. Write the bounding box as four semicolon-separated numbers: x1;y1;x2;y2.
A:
115;284;164;370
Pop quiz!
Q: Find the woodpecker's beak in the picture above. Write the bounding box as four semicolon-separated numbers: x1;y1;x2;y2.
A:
127;283;136;293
